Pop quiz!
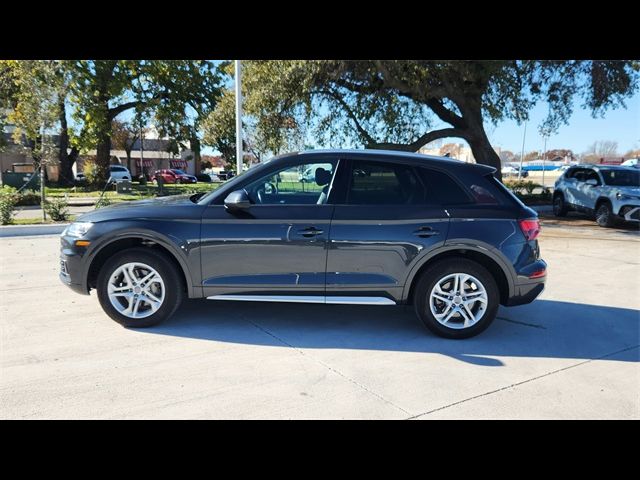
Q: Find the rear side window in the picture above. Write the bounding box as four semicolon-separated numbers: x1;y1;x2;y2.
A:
417;168;471;205
469;184;500;204
347;160;426;205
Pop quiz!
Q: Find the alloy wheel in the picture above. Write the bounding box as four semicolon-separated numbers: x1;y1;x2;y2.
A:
107;262;165;319
429;273;488;329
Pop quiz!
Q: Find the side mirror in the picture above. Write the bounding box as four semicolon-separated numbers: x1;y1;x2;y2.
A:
585;178;598;186
224;189;251;212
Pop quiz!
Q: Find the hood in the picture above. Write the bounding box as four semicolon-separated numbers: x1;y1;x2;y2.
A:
76;194;204;223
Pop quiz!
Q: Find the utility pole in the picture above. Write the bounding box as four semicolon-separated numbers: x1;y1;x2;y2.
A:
40;124;46;221
235;60;243;175
541;134;548;187
518;122;527;180
139;120;144;178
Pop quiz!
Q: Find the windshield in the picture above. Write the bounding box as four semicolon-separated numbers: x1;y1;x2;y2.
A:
172;169;187;175
110;166;127;171
600;169;640;186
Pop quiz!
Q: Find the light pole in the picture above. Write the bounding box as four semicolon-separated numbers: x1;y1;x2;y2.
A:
235;60;243;175
40;124;46;221
541;134;548;187
518;121;527;180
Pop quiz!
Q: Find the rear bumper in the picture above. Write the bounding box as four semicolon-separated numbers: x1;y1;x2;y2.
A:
505;281;545;306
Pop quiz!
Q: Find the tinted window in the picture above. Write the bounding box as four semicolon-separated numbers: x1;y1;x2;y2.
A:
244;161;337;205
600;169;639;186
347;161;426;205
417;168;471;205
469;184;499;204
110;166;127;172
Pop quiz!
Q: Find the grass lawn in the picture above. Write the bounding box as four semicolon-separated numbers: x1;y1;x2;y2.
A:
9;216;77;225
45;182;221;200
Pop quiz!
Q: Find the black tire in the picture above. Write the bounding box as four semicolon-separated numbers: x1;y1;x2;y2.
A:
176;178;181;184
553;193;568;217
595;201;615;228
413;258;500;339
97;248;184;328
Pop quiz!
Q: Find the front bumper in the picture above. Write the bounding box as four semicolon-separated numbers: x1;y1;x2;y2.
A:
59;236;90;295
619;205;640;222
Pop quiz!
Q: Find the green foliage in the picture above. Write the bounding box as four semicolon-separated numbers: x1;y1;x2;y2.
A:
504;180;543;195
0;186;19;224
94;195;112;209
16;191;41;206
82;159;101;187
43;197;70;221
235;60;639;169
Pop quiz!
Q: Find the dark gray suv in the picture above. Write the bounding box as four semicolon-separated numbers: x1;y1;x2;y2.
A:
60;150;546;339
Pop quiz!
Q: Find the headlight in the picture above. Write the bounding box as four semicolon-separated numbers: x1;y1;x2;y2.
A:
63;222;94;238
616;192;640;201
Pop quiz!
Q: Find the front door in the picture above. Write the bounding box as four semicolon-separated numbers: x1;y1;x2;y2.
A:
200;160;338;299
326;159;451;302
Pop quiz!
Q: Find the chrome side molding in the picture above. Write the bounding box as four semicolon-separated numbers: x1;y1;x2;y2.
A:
207;295;396;305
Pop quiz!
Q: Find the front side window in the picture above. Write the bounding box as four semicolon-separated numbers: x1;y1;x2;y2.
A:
244;161;337;205
347;160;426;205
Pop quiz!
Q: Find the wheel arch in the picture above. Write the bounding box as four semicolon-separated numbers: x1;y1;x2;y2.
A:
403;246;514;306
84;231;196;298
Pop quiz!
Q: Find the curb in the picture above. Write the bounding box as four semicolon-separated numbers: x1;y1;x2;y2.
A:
0;223;69;238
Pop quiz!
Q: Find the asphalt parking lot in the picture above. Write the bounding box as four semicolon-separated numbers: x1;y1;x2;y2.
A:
0;219;638;419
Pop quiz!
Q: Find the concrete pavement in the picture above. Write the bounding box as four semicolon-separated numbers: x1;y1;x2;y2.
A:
0;221;638;419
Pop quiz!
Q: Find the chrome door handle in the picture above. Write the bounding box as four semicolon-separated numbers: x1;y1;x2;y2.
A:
413;226;439;238
298;227;324;237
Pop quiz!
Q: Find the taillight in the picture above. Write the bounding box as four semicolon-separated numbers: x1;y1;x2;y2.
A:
519;218;540;241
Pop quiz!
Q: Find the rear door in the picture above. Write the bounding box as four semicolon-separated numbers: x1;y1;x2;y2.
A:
325;159;450;302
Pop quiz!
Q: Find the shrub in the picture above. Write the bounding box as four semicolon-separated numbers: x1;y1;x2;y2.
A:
83;159;101;187
43;197;70;221
0;185;19;225
94;195;112;209
16;191;41;206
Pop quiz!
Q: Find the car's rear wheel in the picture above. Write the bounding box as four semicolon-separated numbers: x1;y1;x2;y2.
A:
97;248;184;328
596;201;615;228
414;259;499;339
176;178;181;184
553;193;568;217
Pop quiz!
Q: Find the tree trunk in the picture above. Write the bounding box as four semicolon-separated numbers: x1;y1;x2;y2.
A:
467;126;502;181
125;149;132;174
96;132;112;185
57;99;74;186
190;136;201;174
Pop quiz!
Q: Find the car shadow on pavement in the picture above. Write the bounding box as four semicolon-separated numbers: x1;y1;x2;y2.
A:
149;299;640;367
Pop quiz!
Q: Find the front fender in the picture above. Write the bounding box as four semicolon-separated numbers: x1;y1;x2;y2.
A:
81;220;201;298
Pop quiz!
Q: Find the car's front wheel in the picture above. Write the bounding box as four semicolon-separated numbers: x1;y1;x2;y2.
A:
97;248;184;328
595;201;615;228
414;259;499;339
553;193;568;217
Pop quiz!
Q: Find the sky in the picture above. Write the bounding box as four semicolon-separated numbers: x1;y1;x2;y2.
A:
484;93;640;156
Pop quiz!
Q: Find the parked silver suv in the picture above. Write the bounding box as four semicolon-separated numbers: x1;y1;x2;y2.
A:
553;165;640;227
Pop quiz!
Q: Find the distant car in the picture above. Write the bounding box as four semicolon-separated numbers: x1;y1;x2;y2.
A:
108;165;132;182
152;169;197;184
501;165;528;178
75;172;86;183
217;171;236;181
621;158;639;168
553;164;640;227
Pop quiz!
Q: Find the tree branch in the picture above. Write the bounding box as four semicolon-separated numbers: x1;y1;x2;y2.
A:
313;88;377;146
108;101;140;119
367;127;469;152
